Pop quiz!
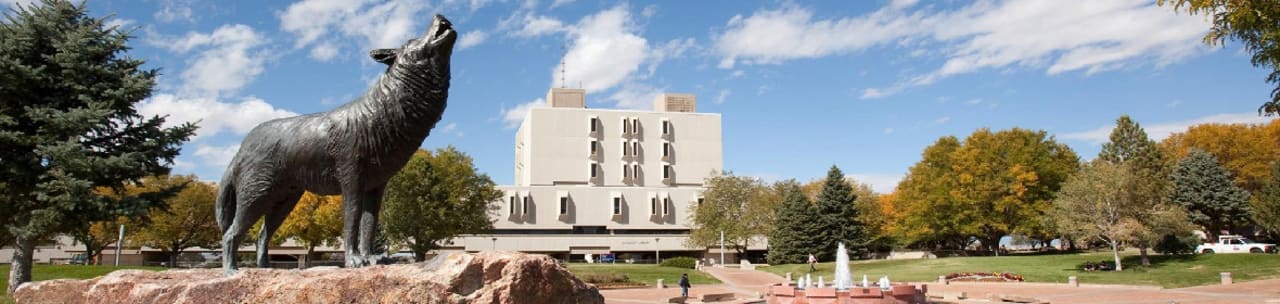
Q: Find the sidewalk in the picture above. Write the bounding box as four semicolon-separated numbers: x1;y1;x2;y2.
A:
600;265;1280;304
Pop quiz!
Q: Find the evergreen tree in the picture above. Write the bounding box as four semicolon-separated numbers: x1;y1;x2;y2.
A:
1252;162;1280;239
1170;150;1252;240
814;165;864;260
0;1;195;293
1098;115;1187;266
767;180;821;265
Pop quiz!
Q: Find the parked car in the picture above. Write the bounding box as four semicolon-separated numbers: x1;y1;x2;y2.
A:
1195;235;1277;254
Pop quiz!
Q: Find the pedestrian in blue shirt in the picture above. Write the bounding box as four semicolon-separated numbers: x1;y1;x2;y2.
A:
678;273;691;298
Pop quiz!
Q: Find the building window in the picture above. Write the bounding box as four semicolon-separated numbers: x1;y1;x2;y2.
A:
612;197;622;215
650;197;658;215
663;164;671;179
622;141;629;156
633;164;640;178
622;117;630;134
662;120;670;135
590;140;597;155
631;118;640;133
632;142;640;156
590;163;599;178
663;142;670;157
622;164;629;178
590;117;599;132
662;197;670;215
559;196;569;215
522;196;530;215
697;198;704;206
509;196;517;216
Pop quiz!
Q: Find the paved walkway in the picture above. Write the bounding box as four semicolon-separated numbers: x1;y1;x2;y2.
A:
598;266;1280;304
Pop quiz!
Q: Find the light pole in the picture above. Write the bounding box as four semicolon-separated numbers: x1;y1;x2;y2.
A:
491;237;497;251
114;224;124;267
654;237;660;264
719;231;725;266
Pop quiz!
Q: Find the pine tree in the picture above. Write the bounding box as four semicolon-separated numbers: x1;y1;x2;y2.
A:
767;180;821;265
814;166;864;260
0;0;195;293
1170;150;1252;240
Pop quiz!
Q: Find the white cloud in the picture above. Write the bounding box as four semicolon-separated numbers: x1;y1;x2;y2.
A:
104;18;136;30
158;24;268;97
438;122;463;137
194;144;241;170
883;127;894;134
279;0;429;60
503;13;566;38
714;89;731;104
550;0;574;9
154;0;195;23
606;82;664;110
310;42;340;61
1062;113;1276;144
559;6;648;94
965;98;983;105
931;116;950;126
500;99;545;128
458;30;488;50
889;0;919;10
847;173;903;194
717;1;1211;97
139;94;298;139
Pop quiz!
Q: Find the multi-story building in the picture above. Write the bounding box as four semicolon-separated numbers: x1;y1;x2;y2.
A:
453;88;749;263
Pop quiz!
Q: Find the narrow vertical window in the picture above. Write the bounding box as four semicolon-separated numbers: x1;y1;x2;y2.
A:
559;197;569;215
591;163;598;178
663;142;670;157
663;165;671;179
613;197;622;215
662;197;670;215
590;140;597;154
509;196;516;216
650;198;657;215
662;120;670;135
522;196;530;215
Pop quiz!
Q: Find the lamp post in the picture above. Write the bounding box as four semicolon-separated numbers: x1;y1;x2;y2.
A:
654;237;660;264
719;231;725;266
114;224;124;267
491;237;497;251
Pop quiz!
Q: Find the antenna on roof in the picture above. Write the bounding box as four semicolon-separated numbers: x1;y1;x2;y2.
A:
559;42;567;89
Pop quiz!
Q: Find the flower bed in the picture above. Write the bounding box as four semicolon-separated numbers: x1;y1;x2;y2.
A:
944;272;1024;282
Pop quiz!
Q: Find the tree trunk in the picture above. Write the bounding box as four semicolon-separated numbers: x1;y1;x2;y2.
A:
303;245;314;269
7;236;35;295
1110;241;1123;272
169;250;180;268
1138;245;1151;267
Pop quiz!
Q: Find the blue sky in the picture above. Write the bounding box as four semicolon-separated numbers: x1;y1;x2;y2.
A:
9;0;1276;193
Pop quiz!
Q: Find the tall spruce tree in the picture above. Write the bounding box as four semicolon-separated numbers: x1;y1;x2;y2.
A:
814;166;864;260
767;180;821;265
0;0;195;293
1098;115;1186;266
1170;150;1251;240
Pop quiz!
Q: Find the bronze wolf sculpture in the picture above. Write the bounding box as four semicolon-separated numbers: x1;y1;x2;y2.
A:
216;15;456;274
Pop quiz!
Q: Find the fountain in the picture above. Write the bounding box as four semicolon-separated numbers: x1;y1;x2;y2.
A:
834;242;853;290
767;243;926;303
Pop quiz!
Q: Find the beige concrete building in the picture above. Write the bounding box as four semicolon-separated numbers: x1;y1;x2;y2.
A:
455;88;757;263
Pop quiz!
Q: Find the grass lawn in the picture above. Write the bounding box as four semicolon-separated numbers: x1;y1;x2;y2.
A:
0;264;164;304
567;263;721;286
760;251;1280;288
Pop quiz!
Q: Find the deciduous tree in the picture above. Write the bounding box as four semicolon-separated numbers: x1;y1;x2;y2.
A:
273;192;342;268
1251;162;1280;238
131;176;220;267
1161;120;1278;193
1051;160;1142;271
1159;0;1280;116
381;147;501;261
896;136;970;249
688;171;774;257
69;218;126;265
1098;115;1186;266
0;0;195;293
1170;150;1252;239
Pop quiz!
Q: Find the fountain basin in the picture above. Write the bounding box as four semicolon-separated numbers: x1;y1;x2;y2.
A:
768;283;927;304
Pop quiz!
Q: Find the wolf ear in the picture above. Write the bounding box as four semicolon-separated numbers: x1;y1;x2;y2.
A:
369;48;399;65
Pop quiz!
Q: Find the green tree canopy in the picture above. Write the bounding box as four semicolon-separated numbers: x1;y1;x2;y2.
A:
381;147;501;261
767;180;821;265
131;175;219;267
1160;0;1280;116
1098;115;1188;266
687;171;775;257
1171;150;1252;240
0;0;195;293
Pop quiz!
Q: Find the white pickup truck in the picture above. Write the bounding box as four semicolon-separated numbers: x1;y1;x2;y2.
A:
1196;235;1276;254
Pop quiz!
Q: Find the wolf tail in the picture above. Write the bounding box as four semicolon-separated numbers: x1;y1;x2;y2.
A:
215;166;238;236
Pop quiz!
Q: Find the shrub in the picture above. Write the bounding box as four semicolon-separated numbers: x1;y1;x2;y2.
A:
1155;233;1200;255
578;272;630;284
660;256;697;269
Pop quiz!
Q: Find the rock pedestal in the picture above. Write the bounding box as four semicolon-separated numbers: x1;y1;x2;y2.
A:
14;251;603;304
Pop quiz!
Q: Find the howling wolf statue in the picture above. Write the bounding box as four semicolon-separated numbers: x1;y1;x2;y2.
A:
216;15;456;275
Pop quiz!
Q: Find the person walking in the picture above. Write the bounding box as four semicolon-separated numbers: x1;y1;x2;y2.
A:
678;273;691;298
808;253;817;272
